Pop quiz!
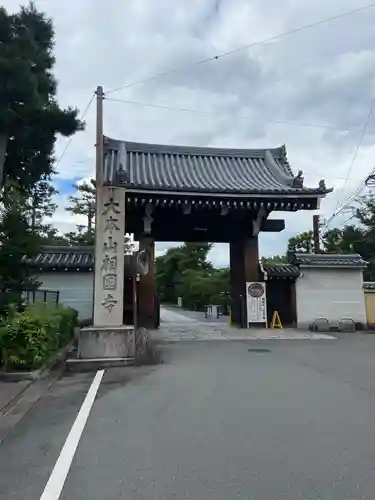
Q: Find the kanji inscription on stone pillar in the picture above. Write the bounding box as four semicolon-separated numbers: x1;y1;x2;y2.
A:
93;186;125;326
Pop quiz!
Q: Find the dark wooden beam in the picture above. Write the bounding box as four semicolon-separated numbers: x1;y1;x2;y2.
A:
132;218;285;242
262;219;285;232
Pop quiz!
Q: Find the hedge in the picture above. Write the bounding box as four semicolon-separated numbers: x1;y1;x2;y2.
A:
0;304;78;371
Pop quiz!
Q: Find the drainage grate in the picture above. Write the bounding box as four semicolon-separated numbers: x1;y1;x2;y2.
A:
247;348;271;353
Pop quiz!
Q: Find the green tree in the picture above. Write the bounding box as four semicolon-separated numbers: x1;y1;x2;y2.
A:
287;230;313;253
40;227;70;246
64;180;133;250
27;180;58;234
261;254;288;264
65;180;96;245
0;187;41;309
0;3;83;189
323;226;365;254
321;196;375;280
0;3;83;310
156;243;215;306
66;180;96;230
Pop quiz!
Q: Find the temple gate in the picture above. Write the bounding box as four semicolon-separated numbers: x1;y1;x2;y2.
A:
81;86;331;359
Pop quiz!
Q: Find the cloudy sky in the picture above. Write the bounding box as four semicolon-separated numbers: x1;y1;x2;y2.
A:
5;0;375;266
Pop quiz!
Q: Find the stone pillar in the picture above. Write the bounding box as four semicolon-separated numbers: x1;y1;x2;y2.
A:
138;236;156;328
93;186;125;326
229;236;260;327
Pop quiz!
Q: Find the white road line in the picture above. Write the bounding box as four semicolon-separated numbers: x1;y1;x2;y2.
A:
40;370;104;500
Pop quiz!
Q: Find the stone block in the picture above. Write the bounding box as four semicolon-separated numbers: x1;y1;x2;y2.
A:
78;325;135;359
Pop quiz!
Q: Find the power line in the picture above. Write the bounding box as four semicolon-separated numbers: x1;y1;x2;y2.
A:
329;98;375;224
106;2;375;95
324;161;375;228
324;176;370;228
105;94;375;223
105;96;372;134
106;96;375;184
54;93;95;173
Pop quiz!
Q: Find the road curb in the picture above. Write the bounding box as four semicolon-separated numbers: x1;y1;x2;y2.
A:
0;341;74;382
0;368;63;445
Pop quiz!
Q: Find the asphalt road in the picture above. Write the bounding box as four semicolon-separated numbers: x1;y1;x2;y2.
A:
2;337;375;499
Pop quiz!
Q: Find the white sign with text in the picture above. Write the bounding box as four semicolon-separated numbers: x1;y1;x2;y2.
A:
246;282;267;326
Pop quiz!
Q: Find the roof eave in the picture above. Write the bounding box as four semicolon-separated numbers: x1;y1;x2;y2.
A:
37;266;93;272
299;264;367;269
108;184;330;198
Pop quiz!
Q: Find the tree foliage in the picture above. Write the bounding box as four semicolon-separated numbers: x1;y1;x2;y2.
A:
0;187;41;308
65;180;96;245
0;3;83;312
0;2;83;188
287;230;313;253
261;254;288;264
66;180;96;228
27;181;57;234
156;243;229;310
321;195;375;280
63;180;133;251
262;194;375;280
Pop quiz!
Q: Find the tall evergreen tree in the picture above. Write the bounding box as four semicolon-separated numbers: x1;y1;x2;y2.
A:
0;2;83;188
0;3;83;308
27;180;58;234
0;186;41;308
64;180;134;251
65;180;96;245
66;180;96;232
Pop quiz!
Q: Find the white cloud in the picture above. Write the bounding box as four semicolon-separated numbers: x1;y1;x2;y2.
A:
4;0;375;265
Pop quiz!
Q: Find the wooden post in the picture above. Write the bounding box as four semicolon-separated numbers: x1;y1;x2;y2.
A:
313;214;320;254
230;236;260;328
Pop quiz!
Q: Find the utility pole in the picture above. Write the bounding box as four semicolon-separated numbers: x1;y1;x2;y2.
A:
95;86;104;188
92;86;104;321
313;214;320;254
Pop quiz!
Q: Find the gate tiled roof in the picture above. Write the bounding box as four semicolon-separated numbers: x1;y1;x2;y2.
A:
22;246;94;271
292;253;367;268
103;137;331;197
262;263;300;278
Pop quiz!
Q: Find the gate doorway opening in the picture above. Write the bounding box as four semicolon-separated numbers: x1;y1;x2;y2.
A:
262;263;300;328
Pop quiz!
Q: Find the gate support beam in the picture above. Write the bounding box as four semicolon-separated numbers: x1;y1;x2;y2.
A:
230;236;260;328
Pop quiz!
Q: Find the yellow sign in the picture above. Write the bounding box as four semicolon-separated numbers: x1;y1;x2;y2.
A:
270;310;283;329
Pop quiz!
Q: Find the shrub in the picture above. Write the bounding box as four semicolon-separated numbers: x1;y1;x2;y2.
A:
0;305;78;371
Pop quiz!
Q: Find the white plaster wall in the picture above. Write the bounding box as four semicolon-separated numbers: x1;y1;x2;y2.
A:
296;267;366;328
37;272;94;320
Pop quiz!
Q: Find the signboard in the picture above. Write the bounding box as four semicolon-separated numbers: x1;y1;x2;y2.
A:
246;282;267;325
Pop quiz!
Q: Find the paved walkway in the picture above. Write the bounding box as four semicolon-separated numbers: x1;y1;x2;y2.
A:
154;306;337;341
0;380;30;413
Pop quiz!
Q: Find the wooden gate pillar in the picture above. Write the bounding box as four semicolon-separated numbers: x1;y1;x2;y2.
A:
138;236;156;328
229;236;260;327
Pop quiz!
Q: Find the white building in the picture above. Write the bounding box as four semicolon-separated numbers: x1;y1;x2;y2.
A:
292;253;367;330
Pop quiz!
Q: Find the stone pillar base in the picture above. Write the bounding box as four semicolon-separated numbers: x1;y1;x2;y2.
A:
78;325;135;359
